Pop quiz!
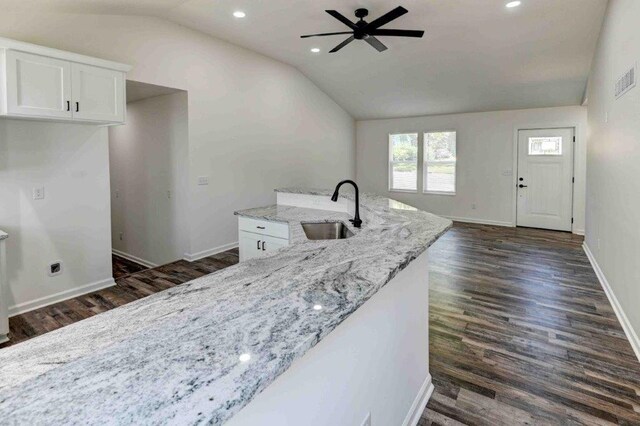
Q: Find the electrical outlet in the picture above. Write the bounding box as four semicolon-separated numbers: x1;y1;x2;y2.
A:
167;190;172;199
471;203;477;210
119;232;124;241
32;186;45;200
197;176;209;186
115;190;120;199
360;412;371;426
48;261;63;277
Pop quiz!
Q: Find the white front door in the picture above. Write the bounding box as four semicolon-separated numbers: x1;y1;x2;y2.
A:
6;51;72;118
516;128;574;232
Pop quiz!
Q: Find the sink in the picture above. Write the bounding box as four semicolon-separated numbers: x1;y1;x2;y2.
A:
302;222;354;240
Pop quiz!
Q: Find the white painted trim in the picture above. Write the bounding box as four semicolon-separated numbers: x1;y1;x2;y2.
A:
402;374;434;426
583;243;640;362
0;335;8;344
444;215;514;227
573;229;585;236
112;249;158;269
183;242;238;262
8;277;116;317
0;36;132;72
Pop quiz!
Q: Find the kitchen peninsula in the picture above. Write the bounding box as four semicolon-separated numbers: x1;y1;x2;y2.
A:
0;189;450;425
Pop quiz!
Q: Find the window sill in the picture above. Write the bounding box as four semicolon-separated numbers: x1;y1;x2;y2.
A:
389;189;418;194
423;191;456;196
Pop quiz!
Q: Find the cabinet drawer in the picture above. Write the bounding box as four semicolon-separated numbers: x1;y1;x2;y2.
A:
238;217;289;240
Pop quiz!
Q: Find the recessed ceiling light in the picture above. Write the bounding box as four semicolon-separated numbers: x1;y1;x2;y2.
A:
310;48;320;53
506;1;521;8
233;11;246;18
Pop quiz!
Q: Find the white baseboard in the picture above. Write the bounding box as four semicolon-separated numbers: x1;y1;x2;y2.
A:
444;216;514;227
183;241;238;262
8;277;116;317
0;334;8;344
583;242;640;362
573;228;585;236
402;374;434;426
112;249;158;269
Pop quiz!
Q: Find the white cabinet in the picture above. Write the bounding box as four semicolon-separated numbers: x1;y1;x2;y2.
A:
238;217;289;262
71;63;124;123
0;37;130;124
0;232;8;343
5;51;72;119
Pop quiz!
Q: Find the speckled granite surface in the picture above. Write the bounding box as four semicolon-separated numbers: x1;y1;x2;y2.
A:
0;230;7;240
0;189;451;425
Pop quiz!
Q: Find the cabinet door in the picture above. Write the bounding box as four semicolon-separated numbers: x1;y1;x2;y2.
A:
5;50;72;118
71;63;125;123
239;231;264;262
261;235;289;256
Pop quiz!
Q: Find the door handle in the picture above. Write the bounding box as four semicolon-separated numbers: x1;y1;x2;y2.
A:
66;101;70;112
262;241;266;251
257;240;261;250
75;102;79;112
518;184;528;188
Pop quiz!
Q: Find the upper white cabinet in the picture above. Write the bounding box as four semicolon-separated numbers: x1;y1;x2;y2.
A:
6;51;73;119
71;63;124;123
0;37;131;125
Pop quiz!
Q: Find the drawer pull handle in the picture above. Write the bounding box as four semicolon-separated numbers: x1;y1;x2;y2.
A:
75;102;80;112
257;240;261;250
256;226;266;229
67;101;70;111
262;241;266;251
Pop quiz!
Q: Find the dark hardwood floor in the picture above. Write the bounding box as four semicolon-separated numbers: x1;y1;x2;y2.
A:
2;224;639;424
112;254;148;279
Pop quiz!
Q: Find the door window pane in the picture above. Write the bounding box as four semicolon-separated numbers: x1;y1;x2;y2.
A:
424;131;456;193
528;137;562;156
389;133;418;191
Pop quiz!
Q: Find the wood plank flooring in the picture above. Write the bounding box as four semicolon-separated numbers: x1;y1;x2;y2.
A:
2;224;639;425
112;254;148;279
421;223;640;425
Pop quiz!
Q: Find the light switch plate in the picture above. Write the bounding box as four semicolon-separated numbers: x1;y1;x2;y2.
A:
198;176;209;186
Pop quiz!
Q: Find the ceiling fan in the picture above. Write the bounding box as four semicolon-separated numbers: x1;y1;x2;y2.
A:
301;6;424;53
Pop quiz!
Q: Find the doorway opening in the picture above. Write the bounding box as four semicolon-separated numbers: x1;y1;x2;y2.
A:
108;80;189;277
515;127;575;232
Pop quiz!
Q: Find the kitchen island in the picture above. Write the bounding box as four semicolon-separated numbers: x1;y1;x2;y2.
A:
0;189;450;425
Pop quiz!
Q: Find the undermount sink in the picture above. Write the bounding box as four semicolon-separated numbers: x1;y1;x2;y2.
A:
302;222;354;240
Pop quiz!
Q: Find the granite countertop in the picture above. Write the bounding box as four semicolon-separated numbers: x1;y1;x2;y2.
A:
0;230;7;240
0;189;451;425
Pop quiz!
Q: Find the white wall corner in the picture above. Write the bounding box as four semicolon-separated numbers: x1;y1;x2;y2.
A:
583;243;640;363
402;374;434;426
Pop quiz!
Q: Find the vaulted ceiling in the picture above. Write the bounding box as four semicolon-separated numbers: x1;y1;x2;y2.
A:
2;0;608;119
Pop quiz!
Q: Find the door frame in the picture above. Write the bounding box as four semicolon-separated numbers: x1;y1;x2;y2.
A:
511;121;582;233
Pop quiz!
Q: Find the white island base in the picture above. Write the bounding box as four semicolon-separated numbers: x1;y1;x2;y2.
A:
227;250;432;426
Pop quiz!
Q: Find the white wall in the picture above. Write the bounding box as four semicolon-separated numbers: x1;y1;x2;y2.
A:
0;120;113;314
0;13;355;310
356;106;587;232
109;92;189;266
584;0;640;356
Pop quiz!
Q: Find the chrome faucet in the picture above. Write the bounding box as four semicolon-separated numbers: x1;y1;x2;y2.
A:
331;180;362;228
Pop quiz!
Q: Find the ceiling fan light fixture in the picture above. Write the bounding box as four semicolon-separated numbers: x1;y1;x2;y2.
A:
506;1;521;8
233;10;246;18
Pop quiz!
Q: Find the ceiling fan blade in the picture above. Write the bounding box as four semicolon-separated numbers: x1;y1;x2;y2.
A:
329;36;355;53
364;6;408;30
300;31;353;38
325;10;359;30
365;36;388;52
369;29;425;38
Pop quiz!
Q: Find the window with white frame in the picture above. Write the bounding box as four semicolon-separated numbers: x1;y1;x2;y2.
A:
389;133;418;191
423;131;456;194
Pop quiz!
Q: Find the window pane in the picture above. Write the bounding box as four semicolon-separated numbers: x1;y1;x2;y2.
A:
391;162;417;191
389;133;418;191
390;133;418;162
528;137;562;155
424;132;456;193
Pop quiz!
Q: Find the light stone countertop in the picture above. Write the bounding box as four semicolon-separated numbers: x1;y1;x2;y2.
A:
0;230;7;240
0;189;451;425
